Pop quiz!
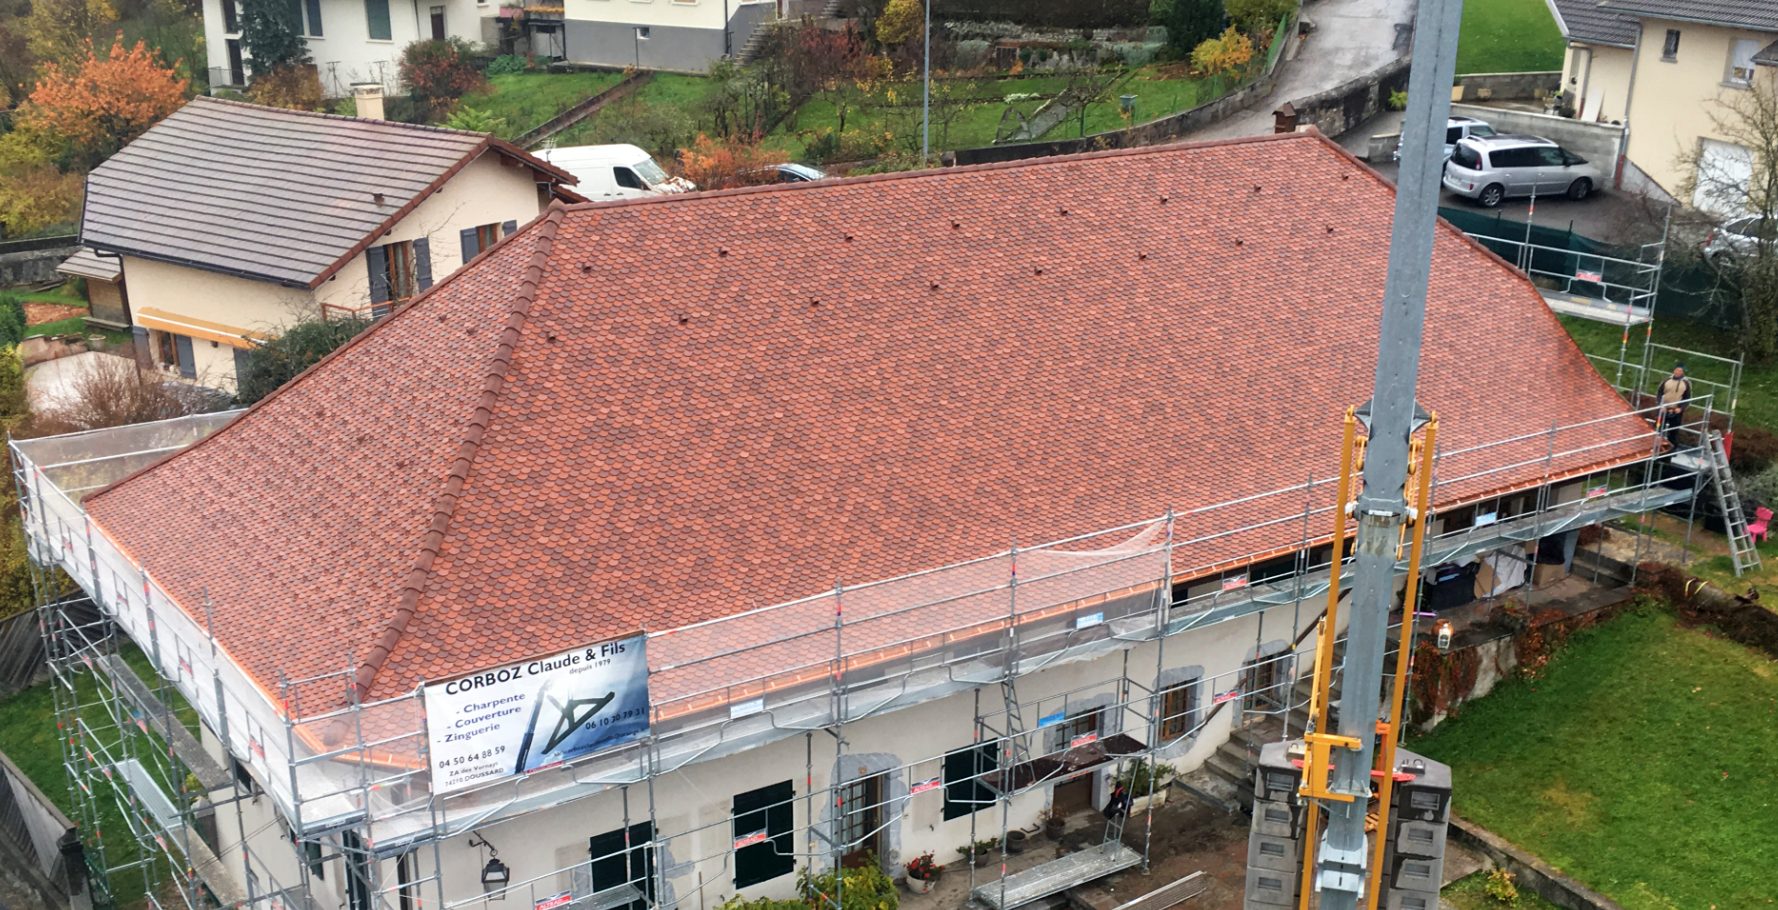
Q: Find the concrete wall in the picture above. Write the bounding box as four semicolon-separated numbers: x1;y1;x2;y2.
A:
1561;43;1634;124
1281;56;1412;140
562;0;774;70
0;239;80;288
1621;18;1778;199
1449;102;1626;172
1453;71;1560;103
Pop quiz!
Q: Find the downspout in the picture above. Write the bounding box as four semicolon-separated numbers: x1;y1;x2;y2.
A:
1617;24;1644;188
724;0;732;58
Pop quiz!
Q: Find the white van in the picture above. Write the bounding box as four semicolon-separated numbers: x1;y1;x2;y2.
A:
535;144;696;200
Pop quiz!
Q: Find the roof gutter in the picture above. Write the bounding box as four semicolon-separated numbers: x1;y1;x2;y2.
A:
84;240;315;289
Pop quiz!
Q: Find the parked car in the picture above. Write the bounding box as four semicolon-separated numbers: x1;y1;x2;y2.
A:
762;163;828;183
1393;115;1496;164
1701;215;1774;264
534;143;697;199
1442;135;1603;207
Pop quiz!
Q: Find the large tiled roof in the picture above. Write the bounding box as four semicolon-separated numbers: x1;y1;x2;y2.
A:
1546;0;1637;47
1598;0;1778;31
81;97;575;288
85;133;1652;708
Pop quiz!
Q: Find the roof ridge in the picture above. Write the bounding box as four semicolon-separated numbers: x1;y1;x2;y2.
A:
188;94;494;140
352;201;570;698
558;130;1317;214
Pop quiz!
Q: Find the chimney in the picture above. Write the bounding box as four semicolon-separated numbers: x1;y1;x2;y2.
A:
352;82;385;120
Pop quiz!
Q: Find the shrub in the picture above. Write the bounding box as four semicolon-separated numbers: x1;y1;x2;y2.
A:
247;64;325;111
1387;88;1408;111
235;315;373;406
1727;420;1778;475
443;105;507;134
875;0;922;48
801;127;843;163
21;354;221;437
675;134;787;190
1483;868;1520;905
797;860;897;910
1190;26;1253;77
1223;0;1295;35
0;293;26;348
1115;758;1177;794
485;54;528;76
240;0;308;73
1736;461;1778;510
399;37;485;119
1155;0;1226;56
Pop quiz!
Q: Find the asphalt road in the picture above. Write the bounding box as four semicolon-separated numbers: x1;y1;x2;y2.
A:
1182;0;1417;141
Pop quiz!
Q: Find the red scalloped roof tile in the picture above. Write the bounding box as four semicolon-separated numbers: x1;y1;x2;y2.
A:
85;132;1651;708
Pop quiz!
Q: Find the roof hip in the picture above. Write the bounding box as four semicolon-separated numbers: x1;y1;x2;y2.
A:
352;202;570;698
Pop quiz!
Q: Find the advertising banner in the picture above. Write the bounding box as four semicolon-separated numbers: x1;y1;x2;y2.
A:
424;635;650;794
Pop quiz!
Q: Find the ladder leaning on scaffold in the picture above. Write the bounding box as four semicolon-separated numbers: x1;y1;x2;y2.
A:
1704;430;1761;575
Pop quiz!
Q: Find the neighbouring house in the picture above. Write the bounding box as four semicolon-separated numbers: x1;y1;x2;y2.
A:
79;95;579;391
202;0;502;96
1545;0;1637;122
1546;0;1778;209
55;247;131;331
549;0;781;72
16;133;1692;910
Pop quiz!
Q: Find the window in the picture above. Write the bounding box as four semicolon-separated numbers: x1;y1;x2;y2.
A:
1450;143;1482;170
430;5;446;40
614;166;646;190
365;0;392;40
588;822;654;910
397;852;418;910
1533;147;1568;167
732;781;794;888
1469;124;1495;139
225;38;245;86
157;332;196;379
1159;679;1198;739
460;222;515;262
342;831;372;910
942;745;997;820
1661;29;1680;61
1445;126;1462;145
222;0;239;33
1490;147;1540;169
368;238;431;315
1728;38;1761;86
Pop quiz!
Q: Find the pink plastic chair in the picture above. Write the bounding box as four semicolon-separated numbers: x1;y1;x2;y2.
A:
1749;506;1774;544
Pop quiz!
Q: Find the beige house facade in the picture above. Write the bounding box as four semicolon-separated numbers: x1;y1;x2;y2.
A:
81;97;578;392
1546;0;1778;208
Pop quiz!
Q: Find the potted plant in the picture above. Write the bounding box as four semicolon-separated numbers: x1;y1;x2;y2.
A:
1117;760;1178;812
905;852;941;893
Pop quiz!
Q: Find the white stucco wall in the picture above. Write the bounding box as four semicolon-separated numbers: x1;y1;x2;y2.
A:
204;0;499;97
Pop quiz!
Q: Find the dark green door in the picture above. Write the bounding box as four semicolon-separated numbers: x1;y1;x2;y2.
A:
588;821;654;910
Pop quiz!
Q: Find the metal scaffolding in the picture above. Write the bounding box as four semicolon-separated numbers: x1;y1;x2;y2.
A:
10;360;1737;910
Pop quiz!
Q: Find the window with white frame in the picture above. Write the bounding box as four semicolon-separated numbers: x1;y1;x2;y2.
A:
1728;38;1762;86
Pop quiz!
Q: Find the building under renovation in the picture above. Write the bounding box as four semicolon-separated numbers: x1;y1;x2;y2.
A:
12;132;1729;910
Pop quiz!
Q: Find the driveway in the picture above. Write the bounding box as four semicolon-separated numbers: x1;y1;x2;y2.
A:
1181;0;1416;141
1334;110;1664;244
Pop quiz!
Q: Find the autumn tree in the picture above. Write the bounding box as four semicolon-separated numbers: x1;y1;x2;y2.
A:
674;134;789;190
1683;68;1778;362
25;0;115;65
19;36;189;170
240;0;307;74
399;38;485;119
1191;26;1254;78
875;0;921;49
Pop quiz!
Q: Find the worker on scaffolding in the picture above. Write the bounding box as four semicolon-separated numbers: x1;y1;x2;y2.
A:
1657;364;1691;446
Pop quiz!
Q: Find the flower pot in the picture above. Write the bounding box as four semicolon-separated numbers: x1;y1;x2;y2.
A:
906;874;935;895
1005;829;1028;854
1044;817;1066;840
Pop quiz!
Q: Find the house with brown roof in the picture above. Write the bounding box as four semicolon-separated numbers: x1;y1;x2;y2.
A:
16;133;1702;910
80;96;580;391
1546;0;1778;208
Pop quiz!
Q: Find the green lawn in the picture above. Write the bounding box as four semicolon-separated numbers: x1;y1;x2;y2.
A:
1457;0;1567;75
1410;608;1778;909
1558;315;1778;434
458;71;628;140
548;73;723;150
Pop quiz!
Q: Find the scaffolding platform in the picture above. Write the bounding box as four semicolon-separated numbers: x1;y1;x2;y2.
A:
970;845;1141;910
1540;289;1651;325
96;653;232;792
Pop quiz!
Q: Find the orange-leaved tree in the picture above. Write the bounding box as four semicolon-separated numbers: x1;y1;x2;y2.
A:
674;134;788;191
21;35;189;171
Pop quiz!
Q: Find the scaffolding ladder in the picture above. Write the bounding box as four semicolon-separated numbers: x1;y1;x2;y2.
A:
1706;431;1761;575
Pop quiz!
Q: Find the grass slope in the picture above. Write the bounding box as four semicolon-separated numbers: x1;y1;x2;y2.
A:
1457;0;1567;75
1559;315;1778;434
459;71;627;139
1411;609;1778;909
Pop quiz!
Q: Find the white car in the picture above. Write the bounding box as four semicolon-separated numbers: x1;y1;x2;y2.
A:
1394;115;1496;164
1442;135;1604;207
534;143;697;200
1701;215;1773;264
